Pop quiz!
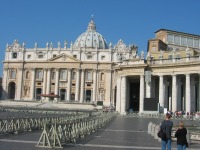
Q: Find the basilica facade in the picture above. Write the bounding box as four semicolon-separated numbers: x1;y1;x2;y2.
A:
2;18;200;114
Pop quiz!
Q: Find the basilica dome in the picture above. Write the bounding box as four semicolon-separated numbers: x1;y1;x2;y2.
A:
73;18;108;49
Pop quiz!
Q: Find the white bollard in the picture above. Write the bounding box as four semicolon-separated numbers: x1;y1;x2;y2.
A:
148;122;153;134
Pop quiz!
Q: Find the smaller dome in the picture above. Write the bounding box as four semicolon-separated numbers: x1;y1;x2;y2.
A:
73;17;108;49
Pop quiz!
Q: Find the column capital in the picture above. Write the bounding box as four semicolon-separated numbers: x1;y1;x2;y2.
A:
3;67;9;71
18;67;24;71
30;68;36;71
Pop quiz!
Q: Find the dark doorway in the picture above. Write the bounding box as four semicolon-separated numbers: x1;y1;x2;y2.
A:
129;82;140;111
60;89;66;101
8;82;16;99
86;90;91;102
36;88;42;100
71;93;75;101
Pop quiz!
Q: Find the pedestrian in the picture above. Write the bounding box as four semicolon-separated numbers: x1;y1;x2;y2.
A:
160;113;173;150
175;122;188;150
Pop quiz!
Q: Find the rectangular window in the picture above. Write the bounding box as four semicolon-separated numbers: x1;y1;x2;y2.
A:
27;55;31;59
12;52;17;59
38;55;44;59
194;39;199;48
73;55;77;59
187;38;193;47
181;37;187;46
53;55;56;58
101;55;106;60
174;35;180;45
168;55;173;60
167;34;174;43
87;55;93;60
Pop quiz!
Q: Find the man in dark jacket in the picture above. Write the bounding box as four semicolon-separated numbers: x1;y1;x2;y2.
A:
160;113;173;150
175;122;187;150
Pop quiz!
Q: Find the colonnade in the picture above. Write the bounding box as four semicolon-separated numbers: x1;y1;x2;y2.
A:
116;73;200;114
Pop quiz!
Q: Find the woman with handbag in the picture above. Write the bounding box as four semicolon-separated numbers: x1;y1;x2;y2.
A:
175;122;188;150
160;113;173;150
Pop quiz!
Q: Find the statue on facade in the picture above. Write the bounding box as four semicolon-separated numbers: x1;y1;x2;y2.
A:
22;42;25;48
64;40;67;49
141;51;144;59
34;42;38;49
159;50;163;59
109;42;112;49
50;42;53;49
58;41;61;48
46;42;49;49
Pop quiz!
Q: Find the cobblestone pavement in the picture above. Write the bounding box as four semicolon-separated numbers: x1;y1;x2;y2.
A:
0;116;200;150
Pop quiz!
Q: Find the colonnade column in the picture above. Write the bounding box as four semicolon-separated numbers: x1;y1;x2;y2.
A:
106;70;112;106
159;75;164;112
185;74;191;113
30;68;36;100
116;77;121;112
80;69;85;102
67;68;72;101
92;69;97;102
75;68;80;101
42;69;47;100
46;68;51;98
198;74;200;111
54;69;59;102
139;75;144;113
2;68;8;99
16;67;23;100
172;75;177;112
121;76;127;114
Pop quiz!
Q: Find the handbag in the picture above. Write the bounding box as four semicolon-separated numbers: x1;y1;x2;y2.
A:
157;121;166;139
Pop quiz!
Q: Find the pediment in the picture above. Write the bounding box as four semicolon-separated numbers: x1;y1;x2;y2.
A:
48;53;80;62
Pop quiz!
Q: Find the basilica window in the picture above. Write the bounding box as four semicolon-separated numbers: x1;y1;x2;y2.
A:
27;55;31;59
12;52;17;59
86;71;92;80
187;38;193;47
38;54;44;59
101;55;106;60
10;70;16;79
26;71;30;79
60;70;67;80
72;72;76;80
167;34;174;44
36;70;43;79
87;55;93;60
51;71;56;80
194;39;199;48
100;73;105;81
181;37;187;46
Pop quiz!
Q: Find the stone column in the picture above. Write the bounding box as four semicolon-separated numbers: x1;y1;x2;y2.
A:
46;68;51;101
2;68;8;99
146;82;151;98
67;68;72;101
42;69;47;100
159;75;164;112
185;74;191;113
16;67;23;100
92;69;97;102
116;77;121;112
105;70;112;106
121;76;127;114
30;68;36;100
172;75;177;112
198;74;200;111
54;68;59;102
75;68;80;101
139;75;144;113
80;69;85;102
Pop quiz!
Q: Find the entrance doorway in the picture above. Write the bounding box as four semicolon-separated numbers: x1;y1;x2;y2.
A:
86;90;91;102
8;82;16;99
36;88;42;100
60;89;66;101
129;82;140;111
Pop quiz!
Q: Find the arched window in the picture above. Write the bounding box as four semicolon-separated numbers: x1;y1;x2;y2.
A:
100;73;105;81
60;70;67;80
36;70;43;79
86;71;92;80
72;72;76;80
52;71;56;80
10;70;16;79
26;71;30;79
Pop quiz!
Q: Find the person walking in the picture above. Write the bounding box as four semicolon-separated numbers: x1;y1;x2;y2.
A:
160;113;173;150
175;122;188;150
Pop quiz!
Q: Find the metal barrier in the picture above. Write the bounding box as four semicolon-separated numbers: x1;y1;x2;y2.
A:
36;112;117;148
0;112;91;134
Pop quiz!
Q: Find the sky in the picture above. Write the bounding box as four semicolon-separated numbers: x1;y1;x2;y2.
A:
0;0;200;77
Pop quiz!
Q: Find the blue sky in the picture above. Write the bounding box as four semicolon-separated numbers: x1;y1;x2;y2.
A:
0;0;200;76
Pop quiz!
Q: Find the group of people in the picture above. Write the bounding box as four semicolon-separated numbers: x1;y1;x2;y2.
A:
160;113;188;150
